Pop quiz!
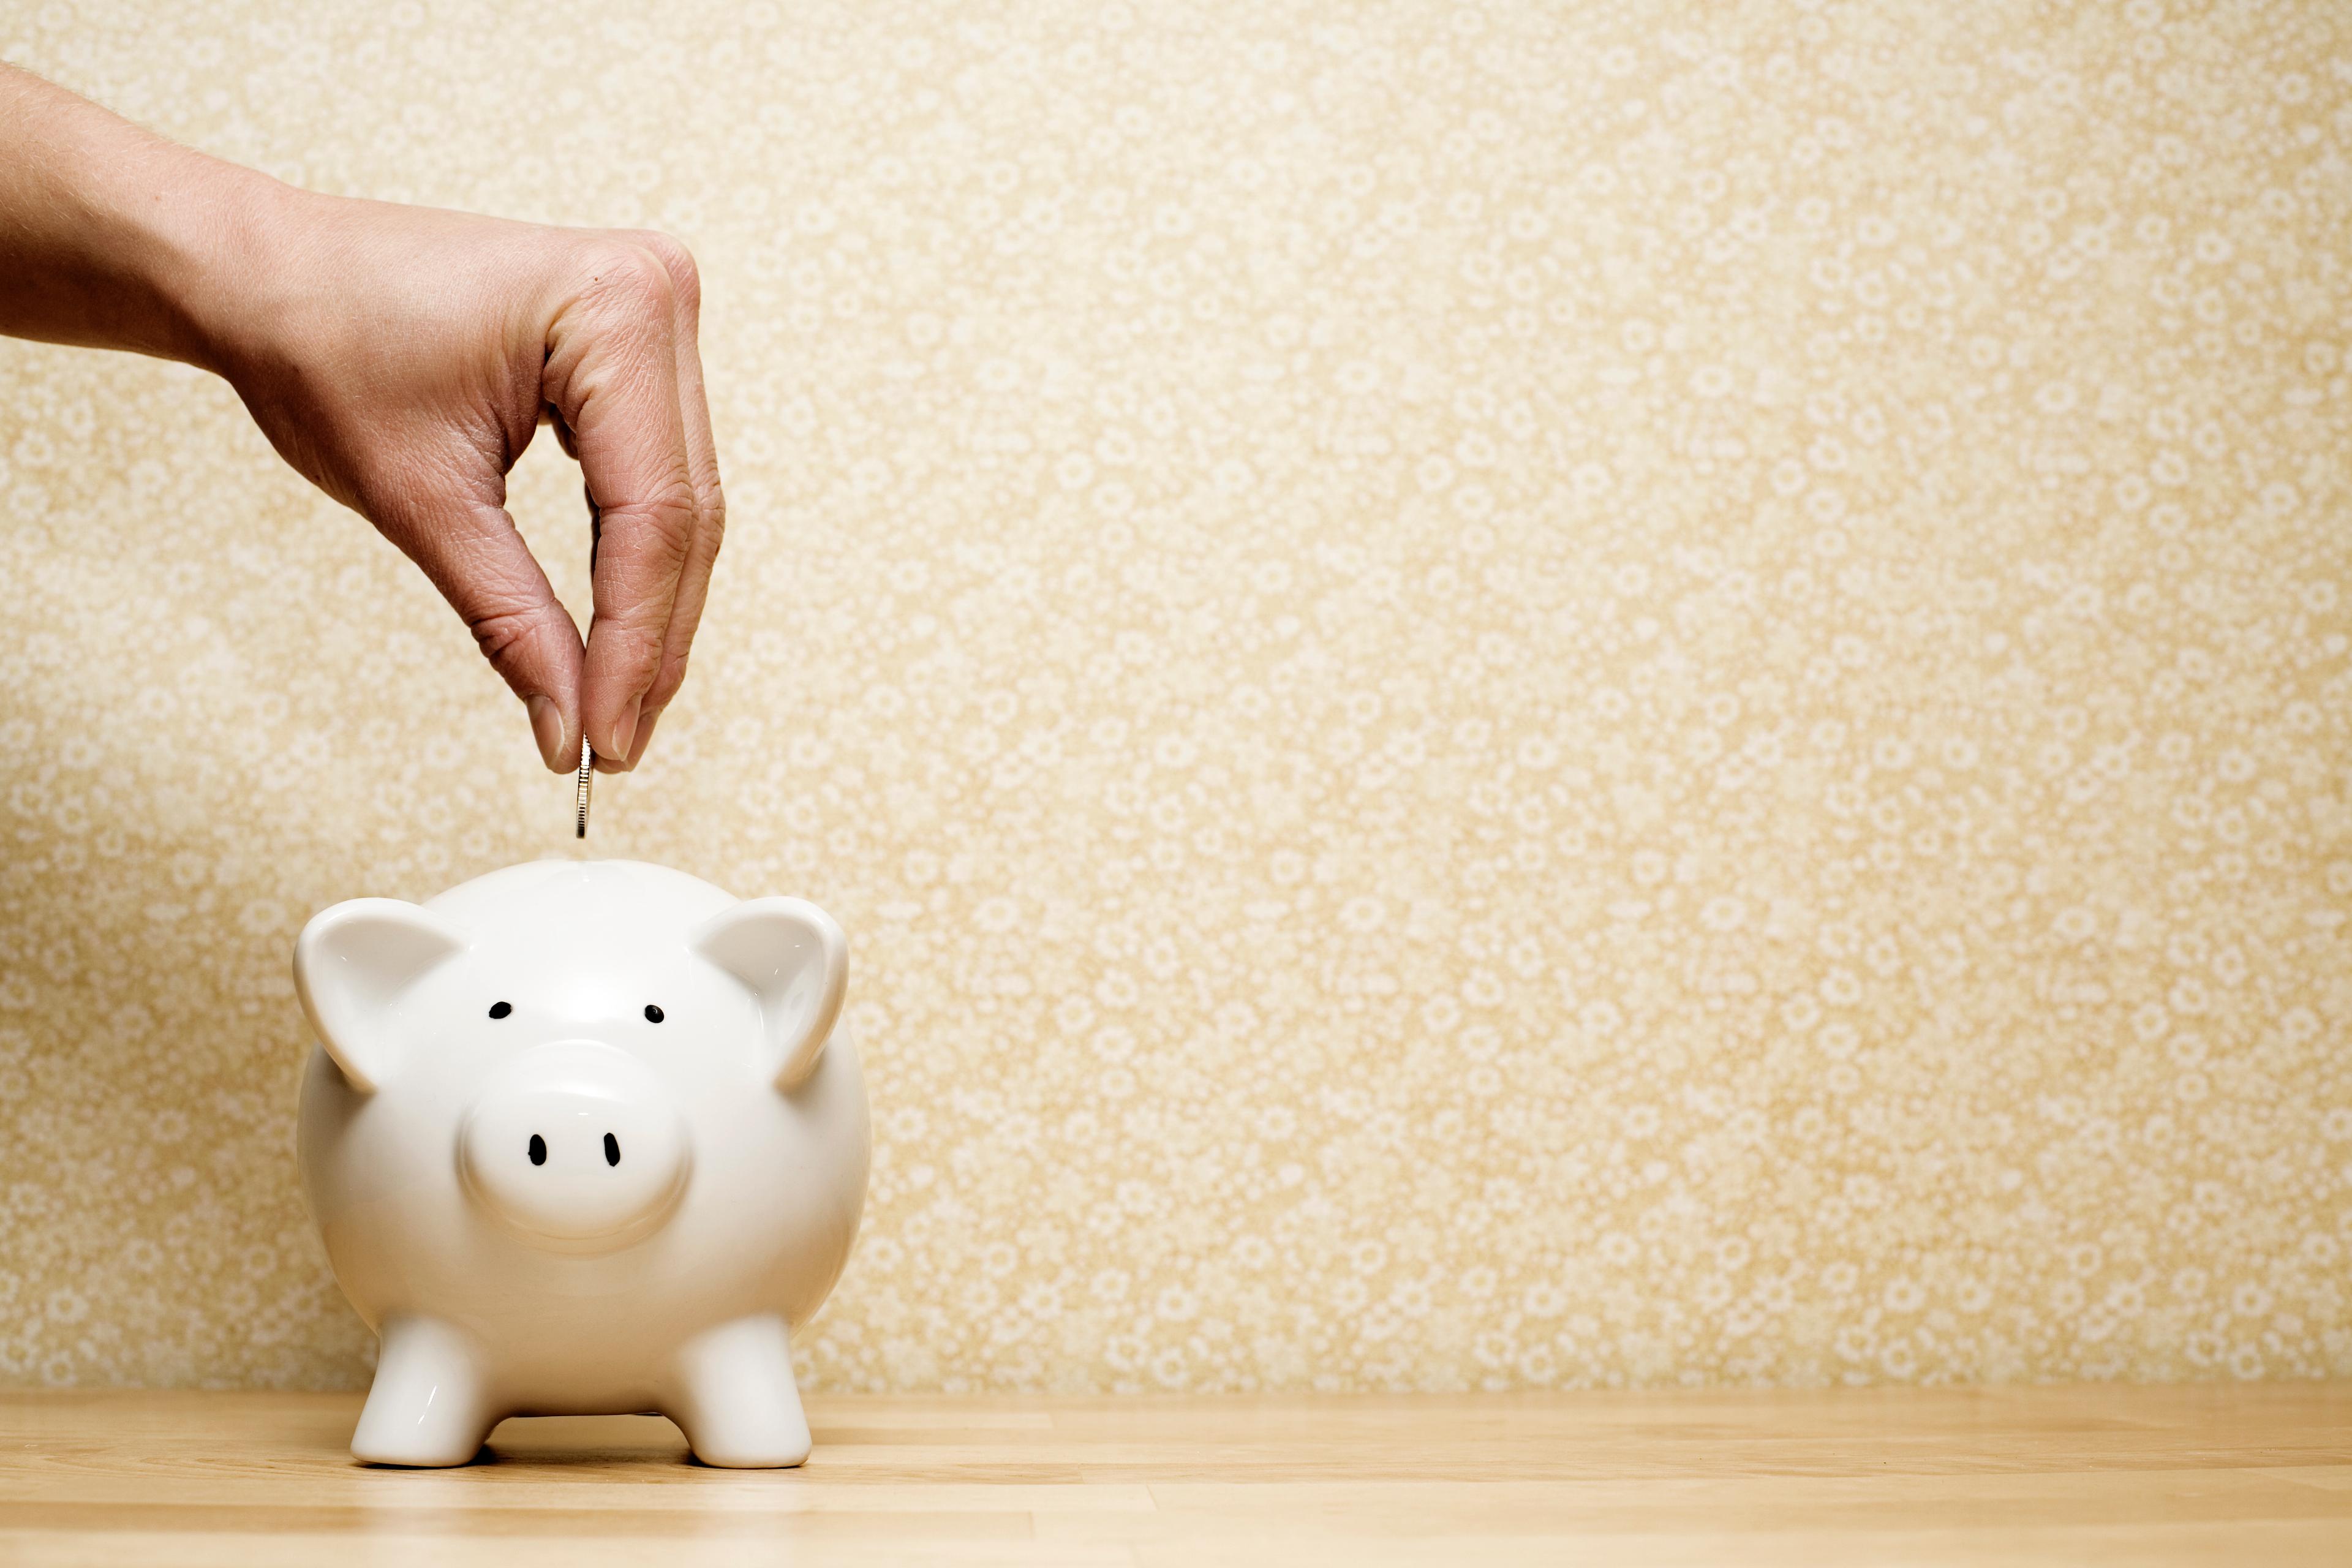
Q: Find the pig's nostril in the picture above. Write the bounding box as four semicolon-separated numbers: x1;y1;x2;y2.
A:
528;1133;546;1166
604;1133;621;1167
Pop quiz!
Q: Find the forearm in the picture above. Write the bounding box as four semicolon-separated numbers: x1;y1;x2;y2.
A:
0;64;274;369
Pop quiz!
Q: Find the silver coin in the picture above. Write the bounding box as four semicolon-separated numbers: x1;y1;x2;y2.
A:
575;737;594;840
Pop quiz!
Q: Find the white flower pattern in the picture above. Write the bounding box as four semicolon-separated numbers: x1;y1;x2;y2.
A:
1;0;2350;1393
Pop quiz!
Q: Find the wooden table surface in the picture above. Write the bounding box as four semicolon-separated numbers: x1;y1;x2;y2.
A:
2;1383;2349;1565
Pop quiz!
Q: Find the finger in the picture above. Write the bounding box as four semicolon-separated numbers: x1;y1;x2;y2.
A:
594;699;662;774
625;232;726;735
542;243;697;766
375;491;583;772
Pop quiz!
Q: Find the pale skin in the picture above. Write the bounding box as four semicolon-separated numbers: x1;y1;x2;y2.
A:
0;65;723;773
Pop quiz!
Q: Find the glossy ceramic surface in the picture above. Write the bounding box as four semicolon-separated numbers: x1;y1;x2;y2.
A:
292;859;867;1467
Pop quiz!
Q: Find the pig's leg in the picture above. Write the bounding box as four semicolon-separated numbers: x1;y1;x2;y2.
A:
350;1314;496;1466
665;1315;811;1468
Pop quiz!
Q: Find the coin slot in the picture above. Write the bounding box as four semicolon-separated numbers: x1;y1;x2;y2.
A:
488;1001;512;1020
528;1133;546;1167
603;1133;621;1167
644;1004;665;1023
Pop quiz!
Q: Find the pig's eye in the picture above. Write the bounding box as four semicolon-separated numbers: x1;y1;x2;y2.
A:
644;1005;665;1023
528;1134;546;1166
488;1001;513;1020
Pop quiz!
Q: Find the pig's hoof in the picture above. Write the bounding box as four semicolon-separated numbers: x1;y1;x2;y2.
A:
352;1431;486;1468
684;1420;813;1469
668;1315;812;1468
350;1316;491;1467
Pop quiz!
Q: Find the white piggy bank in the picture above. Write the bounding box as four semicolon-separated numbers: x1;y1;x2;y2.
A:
293;859;867;1468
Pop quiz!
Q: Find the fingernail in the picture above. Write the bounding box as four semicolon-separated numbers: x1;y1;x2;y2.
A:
609;695;642;766
526;695;564;770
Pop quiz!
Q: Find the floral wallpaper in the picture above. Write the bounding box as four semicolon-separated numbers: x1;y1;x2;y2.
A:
3;0;2350;1393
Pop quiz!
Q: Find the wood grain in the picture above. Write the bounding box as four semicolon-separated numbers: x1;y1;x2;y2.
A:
2;1384;2348;1565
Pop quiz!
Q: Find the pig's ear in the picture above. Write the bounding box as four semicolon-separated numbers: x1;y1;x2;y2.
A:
293;899;470;1093
692;897;848;1092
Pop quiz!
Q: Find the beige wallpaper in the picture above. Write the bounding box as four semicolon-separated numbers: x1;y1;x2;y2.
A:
4;0;2351;1394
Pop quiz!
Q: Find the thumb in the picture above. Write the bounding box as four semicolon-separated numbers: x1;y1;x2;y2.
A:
374;491;585;771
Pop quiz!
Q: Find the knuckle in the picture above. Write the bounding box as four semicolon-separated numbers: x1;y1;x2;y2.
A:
603;483;699;553
468;600;562;667
579;240;676;319
600;622;669;688
628;230;701;311
644;654;690;710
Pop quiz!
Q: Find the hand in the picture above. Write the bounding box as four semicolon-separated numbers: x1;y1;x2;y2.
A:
201;190;724;774
0;66;722;773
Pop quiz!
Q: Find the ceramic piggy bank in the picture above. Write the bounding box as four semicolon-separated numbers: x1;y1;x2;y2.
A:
292;859;867;1468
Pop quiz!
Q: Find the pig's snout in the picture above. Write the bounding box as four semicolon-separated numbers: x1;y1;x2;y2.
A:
459;1043;689;1253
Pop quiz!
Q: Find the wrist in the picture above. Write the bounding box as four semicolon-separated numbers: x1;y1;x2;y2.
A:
139;160;314;379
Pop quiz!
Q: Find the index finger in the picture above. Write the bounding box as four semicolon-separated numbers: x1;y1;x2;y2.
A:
540;241;698;767
608;230;725;771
